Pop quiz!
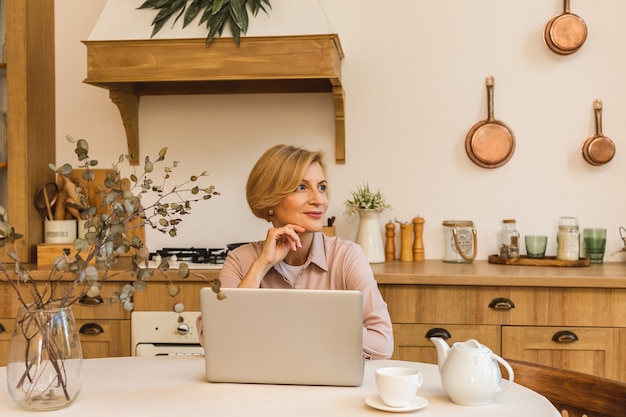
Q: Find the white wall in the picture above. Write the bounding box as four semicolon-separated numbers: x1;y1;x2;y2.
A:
55;0;626;262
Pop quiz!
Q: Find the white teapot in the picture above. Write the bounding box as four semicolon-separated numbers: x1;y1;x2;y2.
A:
430;337;514;406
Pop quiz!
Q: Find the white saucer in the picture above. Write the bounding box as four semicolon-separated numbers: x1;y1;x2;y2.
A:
365;395;429;413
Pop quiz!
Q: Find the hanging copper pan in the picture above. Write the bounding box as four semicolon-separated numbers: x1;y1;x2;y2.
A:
465;76;515;169
544;0;587;55
582;99;615;166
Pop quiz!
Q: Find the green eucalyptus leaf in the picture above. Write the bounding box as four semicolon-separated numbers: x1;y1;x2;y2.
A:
168;284;181;297
109;223;126;236
145;160;154;173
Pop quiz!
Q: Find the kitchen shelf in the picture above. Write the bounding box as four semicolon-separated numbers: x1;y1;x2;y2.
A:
83;34;345;164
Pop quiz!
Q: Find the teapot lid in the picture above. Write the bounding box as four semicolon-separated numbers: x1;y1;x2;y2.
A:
455;339;491;352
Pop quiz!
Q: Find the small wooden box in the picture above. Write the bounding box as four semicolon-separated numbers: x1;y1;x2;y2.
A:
36;244;95;266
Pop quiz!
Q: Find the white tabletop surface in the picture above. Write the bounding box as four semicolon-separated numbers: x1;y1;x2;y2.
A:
0;356;560;416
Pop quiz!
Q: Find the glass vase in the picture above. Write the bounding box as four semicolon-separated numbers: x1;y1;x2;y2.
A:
356;209;385;263
6;304;83;411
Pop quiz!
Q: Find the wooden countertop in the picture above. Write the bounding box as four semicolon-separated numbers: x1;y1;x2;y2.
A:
372;260;626;289
15;259;626;289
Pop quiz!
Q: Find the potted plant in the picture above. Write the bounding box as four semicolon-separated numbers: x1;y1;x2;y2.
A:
344;184;391;264
344;183;391;216
0;135;222;410
138;0;272;45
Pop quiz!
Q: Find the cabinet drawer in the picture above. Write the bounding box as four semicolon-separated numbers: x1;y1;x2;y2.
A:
391;323;501;364
379;285;520;325
508;287;626;327
502;325;622;380
76;319;131;359
132;281;209;311
0;318;131;366
0;282;129;320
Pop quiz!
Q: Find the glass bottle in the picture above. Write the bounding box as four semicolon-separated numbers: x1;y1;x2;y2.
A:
556;216;579;261
498;219;520;259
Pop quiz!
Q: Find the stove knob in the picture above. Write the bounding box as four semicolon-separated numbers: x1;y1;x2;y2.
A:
177;322;190;335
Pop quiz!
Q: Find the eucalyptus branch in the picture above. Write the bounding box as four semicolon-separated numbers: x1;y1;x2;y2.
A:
1;134;222;314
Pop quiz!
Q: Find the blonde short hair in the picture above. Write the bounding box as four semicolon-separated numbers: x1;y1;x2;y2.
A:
246;144;327;221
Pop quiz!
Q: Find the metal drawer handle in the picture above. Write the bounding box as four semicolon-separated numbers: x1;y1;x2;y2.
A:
0;323;5;334
79;294;104;305
552;330;579;343
425;327;452;340
79;323;104;335
488;297;515;310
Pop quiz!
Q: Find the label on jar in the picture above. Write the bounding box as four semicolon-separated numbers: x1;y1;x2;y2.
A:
557;231;579;260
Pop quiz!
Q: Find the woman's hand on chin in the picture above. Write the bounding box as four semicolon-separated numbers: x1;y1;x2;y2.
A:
261;224;306;264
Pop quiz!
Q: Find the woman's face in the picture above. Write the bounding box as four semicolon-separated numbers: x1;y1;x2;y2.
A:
271;162;328;232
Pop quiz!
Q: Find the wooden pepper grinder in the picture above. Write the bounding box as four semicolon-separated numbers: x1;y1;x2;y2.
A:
385;221;396;261
413;216;425;261
400;222;413;261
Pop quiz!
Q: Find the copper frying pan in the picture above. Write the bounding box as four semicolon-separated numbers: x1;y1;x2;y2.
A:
544;0;587;55
582;99;615;166
465;76;515;169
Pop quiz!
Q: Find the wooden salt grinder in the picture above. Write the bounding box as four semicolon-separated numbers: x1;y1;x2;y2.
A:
385;221;396;261
413;216;425;261
400;223;413;261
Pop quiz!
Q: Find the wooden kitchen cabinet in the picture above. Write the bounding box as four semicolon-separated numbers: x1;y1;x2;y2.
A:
375;260;626;383
501;326;623;380
0;0;56;264
0;280;131;366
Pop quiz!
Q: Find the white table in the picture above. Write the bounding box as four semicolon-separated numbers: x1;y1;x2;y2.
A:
0;356;560;416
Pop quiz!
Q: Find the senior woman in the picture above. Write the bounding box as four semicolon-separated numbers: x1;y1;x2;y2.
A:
198;144;394;360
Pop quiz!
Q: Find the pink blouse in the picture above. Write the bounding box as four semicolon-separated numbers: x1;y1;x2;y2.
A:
218;232;394;360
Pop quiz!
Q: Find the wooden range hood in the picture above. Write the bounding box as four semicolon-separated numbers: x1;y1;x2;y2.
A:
83;34;345;164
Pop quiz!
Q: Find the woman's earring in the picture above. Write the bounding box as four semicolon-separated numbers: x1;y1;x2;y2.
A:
268;209;274;216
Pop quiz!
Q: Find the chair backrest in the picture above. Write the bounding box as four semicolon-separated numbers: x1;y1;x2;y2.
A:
504;358;626;417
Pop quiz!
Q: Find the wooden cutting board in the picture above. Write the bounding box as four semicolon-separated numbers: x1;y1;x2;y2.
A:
71;169;146;249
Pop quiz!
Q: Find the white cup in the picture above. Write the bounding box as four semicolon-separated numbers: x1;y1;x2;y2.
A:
375;367;423;408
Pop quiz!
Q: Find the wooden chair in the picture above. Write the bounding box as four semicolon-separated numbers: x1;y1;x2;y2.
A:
504;358;626;417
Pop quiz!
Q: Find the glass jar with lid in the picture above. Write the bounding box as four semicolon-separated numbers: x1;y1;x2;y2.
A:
556;216;579;261
498;219;520;259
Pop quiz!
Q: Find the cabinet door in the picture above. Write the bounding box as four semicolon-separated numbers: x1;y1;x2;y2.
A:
0;317;13;366
77;319;131;359
392;323;501;364
502;326;623;381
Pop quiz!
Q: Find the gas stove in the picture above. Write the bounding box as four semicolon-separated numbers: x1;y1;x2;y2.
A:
146;247;228;270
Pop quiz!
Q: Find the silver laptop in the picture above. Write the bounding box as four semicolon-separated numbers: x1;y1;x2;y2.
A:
199;287;364;386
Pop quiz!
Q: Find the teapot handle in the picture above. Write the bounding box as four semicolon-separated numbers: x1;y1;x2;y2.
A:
491;353;514;394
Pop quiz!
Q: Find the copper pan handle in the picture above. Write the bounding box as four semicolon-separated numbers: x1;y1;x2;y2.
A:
594;99;603;136
564;0;570;14
486;76;495;122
